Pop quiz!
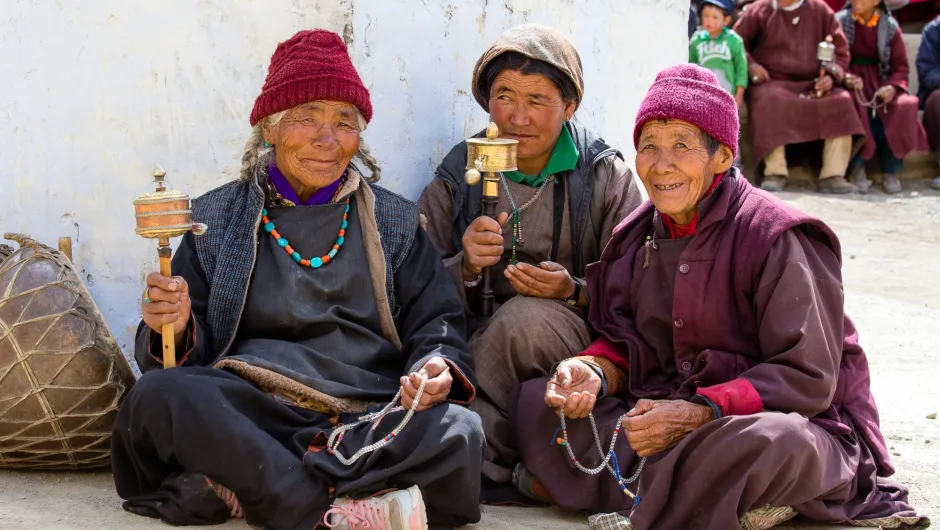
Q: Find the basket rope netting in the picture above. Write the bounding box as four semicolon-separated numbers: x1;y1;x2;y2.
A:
0;233;135;470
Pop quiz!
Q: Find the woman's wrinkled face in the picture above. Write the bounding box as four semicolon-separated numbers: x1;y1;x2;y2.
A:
264;101;361;192
851;0;879;15
635;120;733;225
488;69;576;172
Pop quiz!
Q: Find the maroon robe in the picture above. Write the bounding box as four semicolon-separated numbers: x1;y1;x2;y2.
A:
734;0;866;163
510;171;922;529
849;20;929;160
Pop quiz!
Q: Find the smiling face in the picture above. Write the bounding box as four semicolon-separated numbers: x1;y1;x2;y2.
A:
635;120;734;225
488;69;577;175
263;101;361;200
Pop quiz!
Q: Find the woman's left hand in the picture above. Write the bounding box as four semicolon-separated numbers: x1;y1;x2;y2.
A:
620;399;715;457
400;356;453;411
875;85;898;104
505;261;575;300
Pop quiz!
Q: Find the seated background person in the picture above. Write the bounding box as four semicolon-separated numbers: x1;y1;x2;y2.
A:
112;29;483;530
734;0;866;193
917;14;940;190
838;0;929;194
510;64;927;530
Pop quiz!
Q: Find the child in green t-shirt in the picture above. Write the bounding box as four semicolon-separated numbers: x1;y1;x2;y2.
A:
689;0;748;108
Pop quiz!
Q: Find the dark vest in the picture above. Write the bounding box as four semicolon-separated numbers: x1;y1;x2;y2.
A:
190;174;418;356
434;120;621;277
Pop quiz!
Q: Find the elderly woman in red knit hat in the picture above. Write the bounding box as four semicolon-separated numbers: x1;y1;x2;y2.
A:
508;64;927;530
111;30;482;530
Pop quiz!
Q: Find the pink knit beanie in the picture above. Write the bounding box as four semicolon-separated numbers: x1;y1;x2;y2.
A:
633;64;739;157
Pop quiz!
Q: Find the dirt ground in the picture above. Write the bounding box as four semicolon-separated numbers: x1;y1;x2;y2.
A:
1;188;938;529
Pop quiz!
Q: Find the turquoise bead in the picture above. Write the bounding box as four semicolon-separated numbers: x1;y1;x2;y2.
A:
264;222;275;233
337;236;345;246
291;252;302;262
328;249;338;258
341;219;348;230
262;208;268;216
345;205;350;214
277;238;288;248
311;257;323;268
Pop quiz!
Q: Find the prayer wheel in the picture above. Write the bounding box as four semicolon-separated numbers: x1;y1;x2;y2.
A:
815;35;836;98
0;233;135;469
133;167;207;369
463;123;518;317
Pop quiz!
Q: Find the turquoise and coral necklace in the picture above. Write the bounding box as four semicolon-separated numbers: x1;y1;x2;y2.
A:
261;197;350;269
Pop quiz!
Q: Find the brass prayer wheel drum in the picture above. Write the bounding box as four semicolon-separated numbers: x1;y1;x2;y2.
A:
817;35;836;63
0;233;135;469
464;122;519;188
133;168;207;239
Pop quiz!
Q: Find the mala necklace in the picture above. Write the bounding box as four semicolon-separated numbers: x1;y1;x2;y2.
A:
499;174;555;265
853;87;890;118
327;377;427;465
554;408;647;507
261;198;350;268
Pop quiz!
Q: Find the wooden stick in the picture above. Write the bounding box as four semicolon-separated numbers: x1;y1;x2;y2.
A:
58;237;73;262
479;173;500;317
158;239;176;369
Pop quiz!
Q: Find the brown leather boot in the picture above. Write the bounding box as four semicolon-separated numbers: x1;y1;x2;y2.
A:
850;165;870;194
817;176;858;194
883;173;902;194
760;175;786;192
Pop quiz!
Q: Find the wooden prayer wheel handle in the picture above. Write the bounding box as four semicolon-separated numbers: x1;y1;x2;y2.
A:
133;167;207;369
479;180;499;317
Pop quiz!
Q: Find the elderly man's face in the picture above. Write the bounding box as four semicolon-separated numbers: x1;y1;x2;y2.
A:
635;120;733;225
488;70;577;175
264;101;361;197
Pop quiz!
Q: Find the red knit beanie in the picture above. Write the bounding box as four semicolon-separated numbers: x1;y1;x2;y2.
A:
249;30;372;126
633;64;739;157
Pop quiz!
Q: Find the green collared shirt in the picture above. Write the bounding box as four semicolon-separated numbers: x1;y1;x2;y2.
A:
503;126;579;187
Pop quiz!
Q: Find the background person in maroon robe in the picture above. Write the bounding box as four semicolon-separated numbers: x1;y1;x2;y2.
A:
734;0;866;193
917;15;940;190
508;64;928;530
837;0;929;194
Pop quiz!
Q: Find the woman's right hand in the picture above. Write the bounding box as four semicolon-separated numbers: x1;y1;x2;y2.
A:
844;74;864;92
142;273;191;344
460;212;510;282
544;358;603;419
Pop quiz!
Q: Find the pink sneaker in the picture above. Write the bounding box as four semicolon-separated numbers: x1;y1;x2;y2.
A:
324;485;427;530
206;477;244;519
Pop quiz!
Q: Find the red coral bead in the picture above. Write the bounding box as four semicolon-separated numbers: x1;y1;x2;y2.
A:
321;255;331;264
270;230;281;239
284;245;294;255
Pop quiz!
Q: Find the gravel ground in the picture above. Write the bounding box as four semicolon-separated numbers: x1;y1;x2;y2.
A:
1;189;937;529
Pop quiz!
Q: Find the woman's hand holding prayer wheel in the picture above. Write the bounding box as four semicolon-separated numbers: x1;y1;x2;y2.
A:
545;359;602;419
461;212;511;282
621;399;714;457
141;272;191;351
400;356;453;412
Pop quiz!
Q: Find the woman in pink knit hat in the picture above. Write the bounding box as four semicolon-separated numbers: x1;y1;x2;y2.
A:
111;29;483;530
509;64;927;530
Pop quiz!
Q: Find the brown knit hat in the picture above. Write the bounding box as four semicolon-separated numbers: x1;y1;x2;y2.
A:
471;24;584;112
249;30;372;126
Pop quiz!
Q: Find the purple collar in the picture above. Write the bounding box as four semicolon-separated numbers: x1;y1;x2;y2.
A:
267;161;343;206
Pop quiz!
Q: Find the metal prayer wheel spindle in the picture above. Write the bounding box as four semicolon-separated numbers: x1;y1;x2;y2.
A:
133;167;207;369
464;122;518;317
815;35;836;97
